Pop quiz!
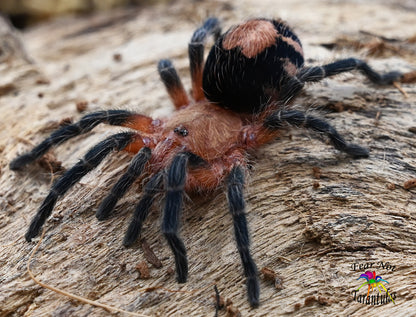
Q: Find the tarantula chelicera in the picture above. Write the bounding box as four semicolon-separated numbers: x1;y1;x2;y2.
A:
11;17;407;307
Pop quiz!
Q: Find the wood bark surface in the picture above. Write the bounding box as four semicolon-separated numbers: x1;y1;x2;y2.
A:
1;0;416;316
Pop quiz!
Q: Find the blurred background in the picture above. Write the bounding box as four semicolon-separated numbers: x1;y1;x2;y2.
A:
1;0;416;30
0;0;169;29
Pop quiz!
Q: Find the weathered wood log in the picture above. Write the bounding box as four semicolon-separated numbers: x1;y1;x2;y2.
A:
1;1;415;316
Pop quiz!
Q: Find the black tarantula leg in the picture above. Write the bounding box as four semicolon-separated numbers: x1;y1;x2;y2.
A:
25;132;136;242
158;59;190;109
123;172;163;246
264;110;369;158
95;147;152;220
298;58;403;85
10;110;153;171
278;77;305;104
162;153;189;283
227;166;259;307
189;17;221;101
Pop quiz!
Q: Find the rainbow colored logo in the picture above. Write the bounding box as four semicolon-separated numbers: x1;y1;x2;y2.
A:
356;271;395;304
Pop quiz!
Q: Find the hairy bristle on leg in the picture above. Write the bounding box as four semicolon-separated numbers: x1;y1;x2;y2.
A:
162;153;189;283
227;165;260;307
25;132;137;241
123;172;163;246
96;147;152;220
264;110;369;158
10;110;152;170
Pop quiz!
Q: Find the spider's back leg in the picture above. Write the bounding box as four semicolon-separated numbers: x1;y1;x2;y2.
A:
158;59;190;109
188;17;221;101
298;58;403;85
10;110;155;170
264;109;369;158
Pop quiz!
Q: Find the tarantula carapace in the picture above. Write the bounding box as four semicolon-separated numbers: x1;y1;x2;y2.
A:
11;17;407;307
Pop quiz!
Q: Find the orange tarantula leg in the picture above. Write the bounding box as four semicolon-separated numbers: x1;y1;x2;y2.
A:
25;132;140;241
189;18;221;101
10;110;155;170
158;59;190;109
121;113;159;133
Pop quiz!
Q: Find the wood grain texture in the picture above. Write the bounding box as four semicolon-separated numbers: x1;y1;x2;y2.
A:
1;0;415;316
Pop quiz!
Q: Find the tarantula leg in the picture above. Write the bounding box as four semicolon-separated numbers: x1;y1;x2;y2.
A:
298;58;403;85
25;132;137;242
158;59;190;109
123;172;163;246
264;110;369;158
189;17;221;101
96;147;152;220
227;166;260;307
278;76;305;104
162;153;189;283
10;110;153;170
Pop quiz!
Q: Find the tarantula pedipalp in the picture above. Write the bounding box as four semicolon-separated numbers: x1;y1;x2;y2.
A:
10;17;408;307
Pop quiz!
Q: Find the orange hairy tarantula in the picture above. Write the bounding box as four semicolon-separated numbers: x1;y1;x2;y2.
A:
11;17;408;307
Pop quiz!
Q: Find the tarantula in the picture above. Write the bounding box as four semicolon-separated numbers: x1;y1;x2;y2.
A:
10;17;406;307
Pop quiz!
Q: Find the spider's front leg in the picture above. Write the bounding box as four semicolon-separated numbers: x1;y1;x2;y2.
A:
10;110;154;171
298;58;403;85
25;132;150;241
162;152;190;282
157;151;260;306
227;165;260;307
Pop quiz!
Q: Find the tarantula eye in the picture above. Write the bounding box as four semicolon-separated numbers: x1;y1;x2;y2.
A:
174;125;189;136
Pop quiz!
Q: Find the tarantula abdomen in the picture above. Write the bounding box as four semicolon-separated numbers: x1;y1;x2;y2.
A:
203;18;304;113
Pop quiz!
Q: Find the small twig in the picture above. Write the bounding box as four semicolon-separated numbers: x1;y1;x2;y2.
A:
141;238;163;268
393;82;409;98
27;229;150;317
359;30;401;42
139;282;215;295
